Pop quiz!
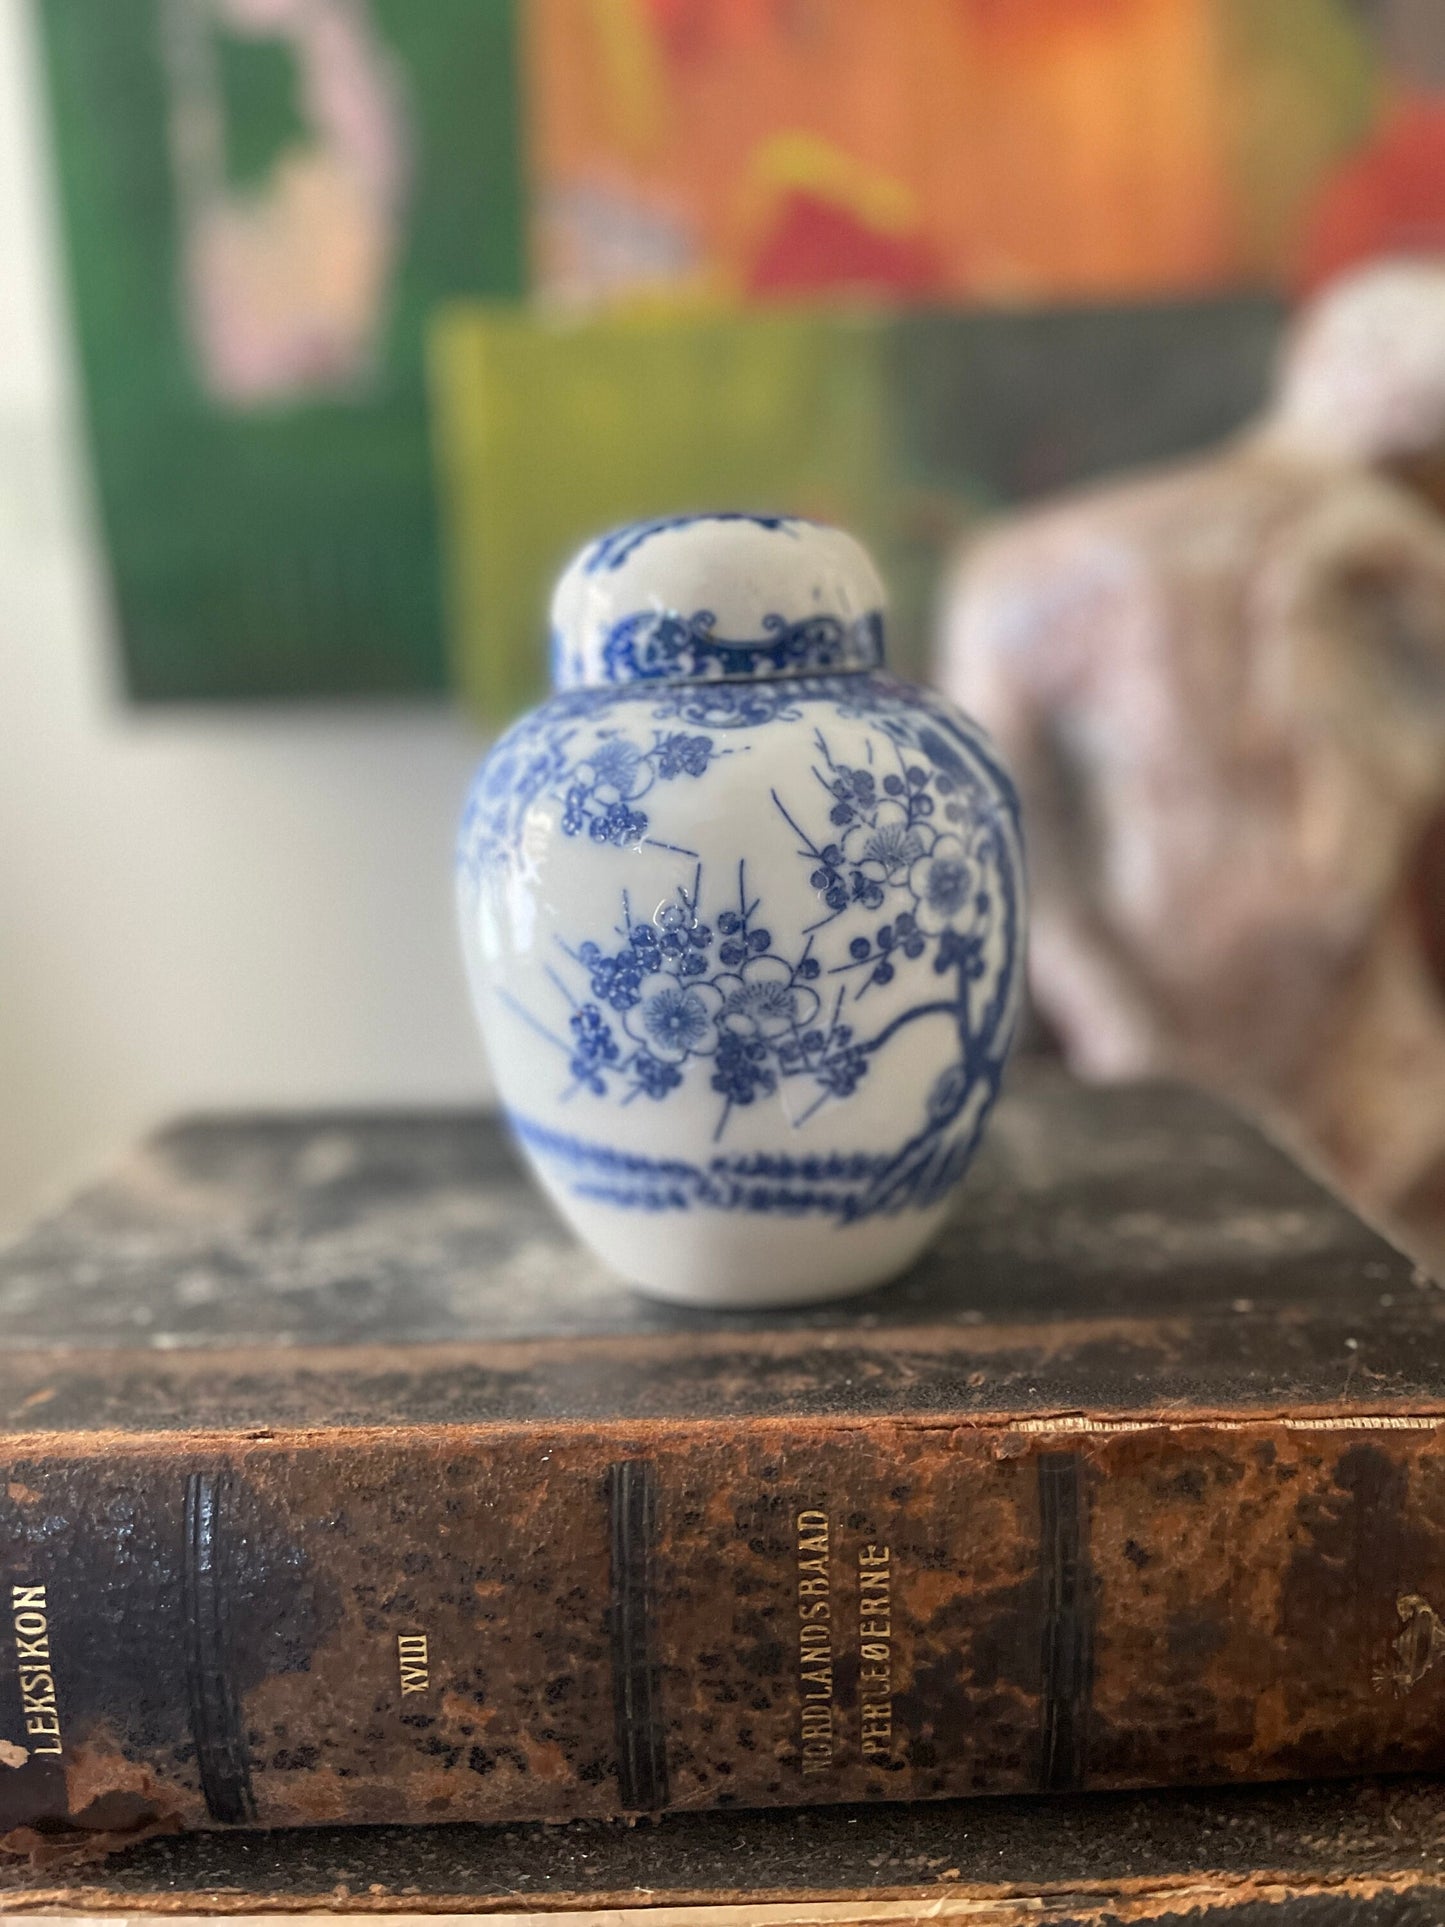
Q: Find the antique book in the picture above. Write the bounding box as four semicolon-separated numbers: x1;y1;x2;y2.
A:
1;1064;1442;1858
5;1773;1445;1922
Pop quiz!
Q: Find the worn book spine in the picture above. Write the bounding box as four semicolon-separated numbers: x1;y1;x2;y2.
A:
4;1412;1445;1843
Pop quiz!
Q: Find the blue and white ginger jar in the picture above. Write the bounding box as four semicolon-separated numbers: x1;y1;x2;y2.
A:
456;514;1026;1306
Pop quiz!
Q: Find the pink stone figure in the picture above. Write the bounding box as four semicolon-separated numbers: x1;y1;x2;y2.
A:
940;259;1445;1273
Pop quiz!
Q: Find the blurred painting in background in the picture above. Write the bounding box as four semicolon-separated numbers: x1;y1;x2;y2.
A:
34;0;1445;709
431;296;1280;712
431;306;892;717
531;0;1331;304
36;0;523;699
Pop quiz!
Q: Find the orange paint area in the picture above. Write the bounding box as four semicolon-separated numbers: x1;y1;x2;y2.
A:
528;0;1258;307
525;0;1445;310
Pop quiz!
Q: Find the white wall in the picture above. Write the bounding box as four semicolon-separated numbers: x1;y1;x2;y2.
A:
0;0;494;1237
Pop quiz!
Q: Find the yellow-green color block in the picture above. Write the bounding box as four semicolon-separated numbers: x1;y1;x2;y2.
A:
429;305;892;722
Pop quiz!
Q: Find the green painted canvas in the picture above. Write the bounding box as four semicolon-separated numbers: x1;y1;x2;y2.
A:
36;0;524;701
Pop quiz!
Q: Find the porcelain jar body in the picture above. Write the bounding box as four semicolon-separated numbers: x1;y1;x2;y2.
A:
456;516;1025;1307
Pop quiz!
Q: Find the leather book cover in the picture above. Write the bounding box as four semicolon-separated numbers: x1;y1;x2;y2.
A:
1;1065;1440;1854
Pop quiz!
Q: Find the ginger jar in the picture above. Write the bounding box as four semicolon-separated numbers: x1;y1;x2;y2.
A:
456;514;1026;1307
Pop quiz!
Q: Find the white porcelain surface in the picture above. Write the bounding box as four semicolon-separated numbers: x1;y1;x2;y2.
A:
457;514;1026;1306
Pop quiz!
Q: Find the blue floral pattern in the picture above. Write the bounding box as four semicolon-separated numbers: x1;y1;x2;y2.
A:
581;512;799;574
598;607;884;685
458;712;722;870
460;673;1023;1222
535;862;849;1136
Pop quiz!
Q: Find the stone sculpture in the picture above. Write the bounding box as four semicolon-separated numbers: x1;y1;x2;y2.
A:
941;259;1445;1272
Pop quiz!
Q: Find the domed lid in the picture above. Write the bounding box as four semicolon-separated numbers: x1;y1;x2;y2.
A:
550;513;887;691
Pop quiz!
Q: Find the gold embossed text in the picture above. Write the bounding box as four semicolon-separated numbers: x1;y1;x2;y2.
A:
397;1632;430;1695
857;1545;893;1758
796;1510;834;1775
10;1585;63;1756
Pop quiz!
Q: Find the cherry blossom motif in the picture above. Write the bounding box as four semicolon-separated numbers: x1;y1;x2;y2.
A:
543;727;723;848
714;953;820;1037
475;704;1015;1150
585;736;652;802
907;834;980;935
841;799;927;881
458;504;1028;1259
622;973;723;1062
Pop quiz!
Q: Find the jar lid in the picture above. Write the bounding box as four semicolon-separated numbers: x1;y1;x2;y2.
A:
549;513;887;691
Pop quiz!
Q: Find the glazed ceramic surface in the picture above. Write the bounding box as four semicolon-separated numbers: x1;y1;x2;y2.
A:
457;514;1026;1306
